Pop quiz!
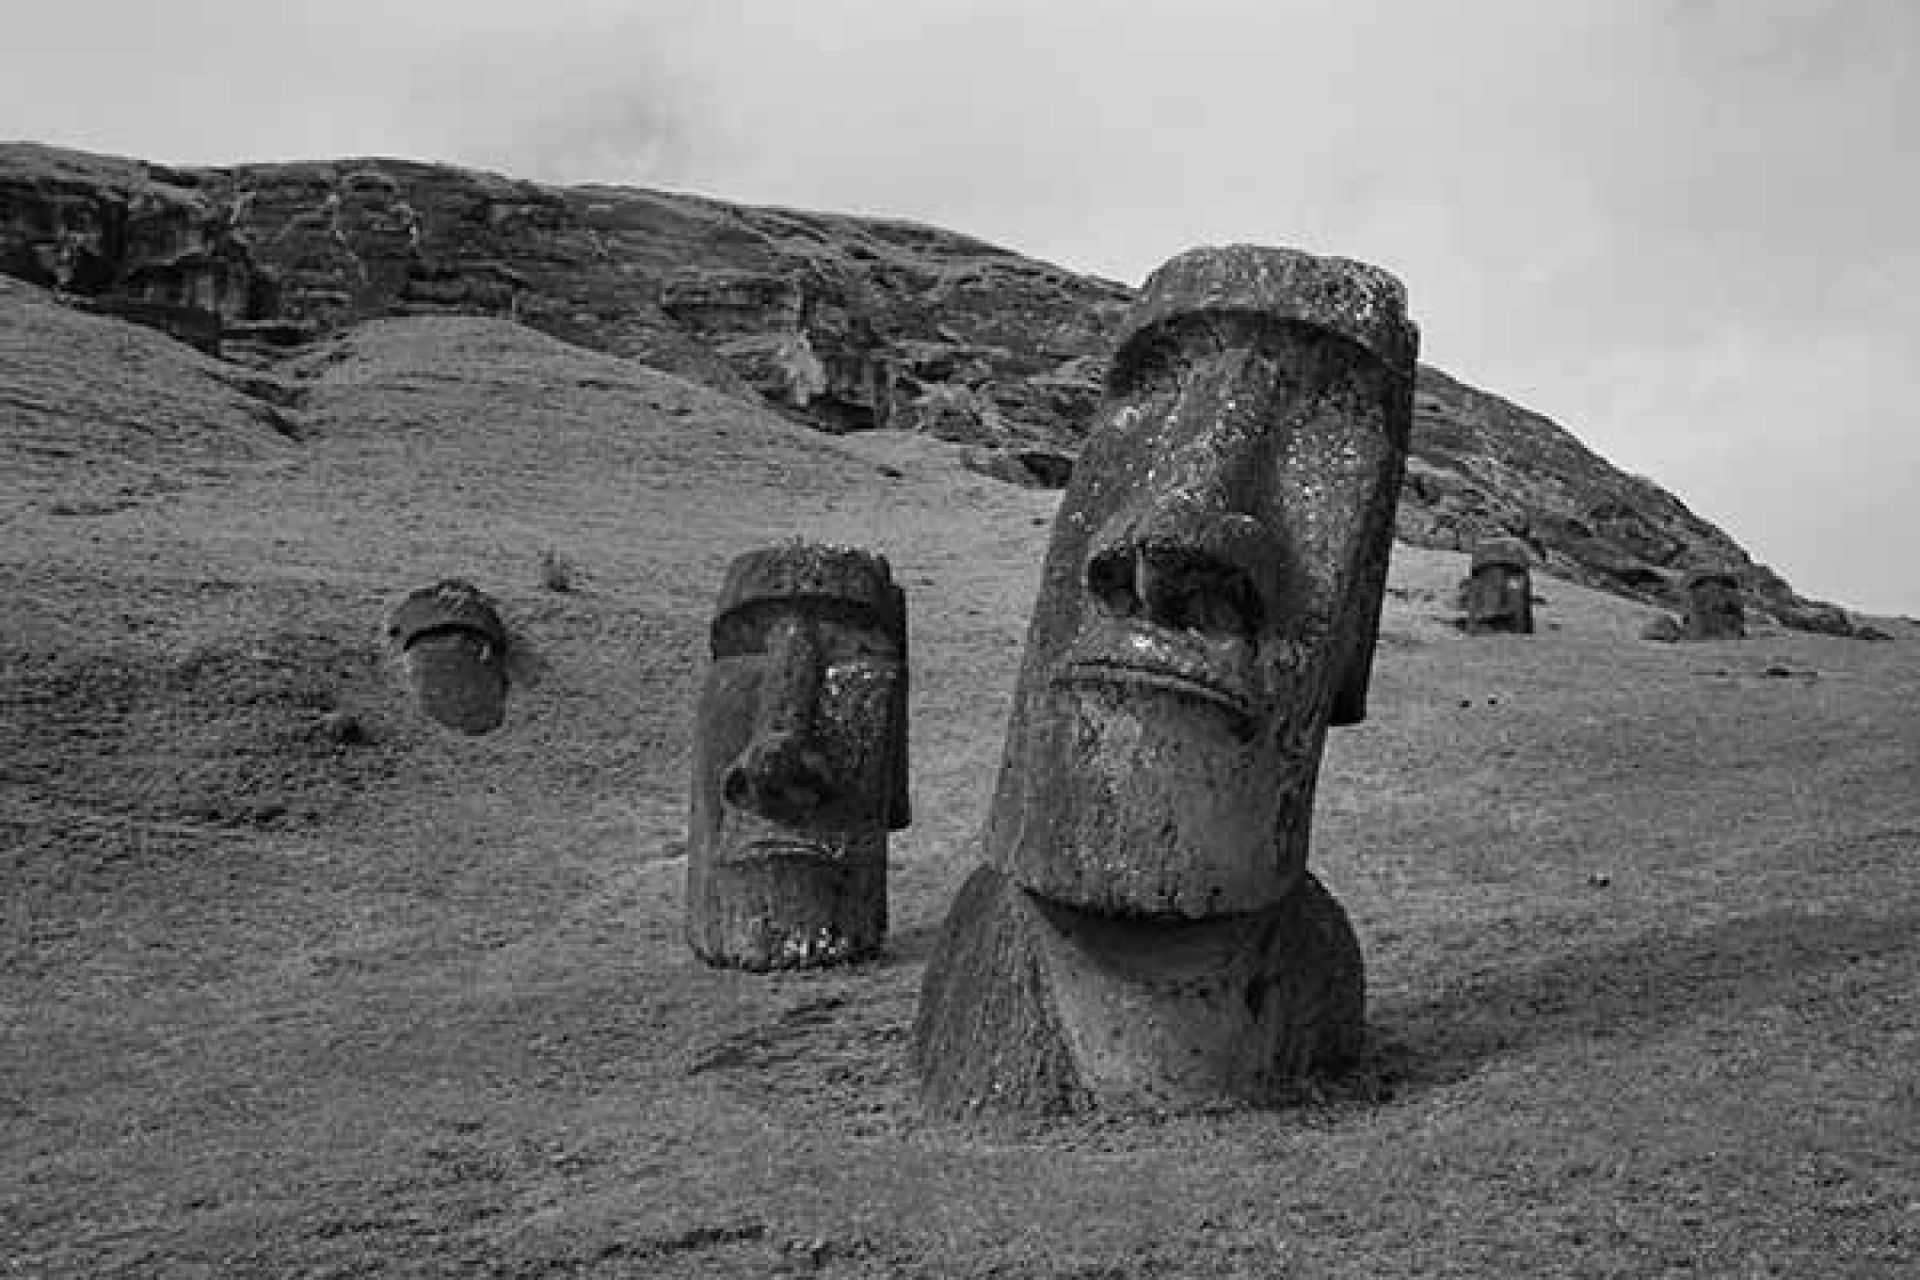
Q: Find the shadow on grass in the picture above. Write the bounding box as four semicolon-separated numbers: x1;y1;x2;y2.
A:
1355;905;1920;1102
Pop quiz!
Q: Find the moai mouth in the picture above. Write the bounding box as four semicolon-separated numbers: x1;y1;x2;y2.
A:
686;541;910;971
913;244;1417;1117
387;580;510;735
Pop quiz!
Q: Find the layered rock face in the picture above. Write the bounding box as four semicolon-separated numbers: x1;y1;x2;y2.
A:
0;141;1851;631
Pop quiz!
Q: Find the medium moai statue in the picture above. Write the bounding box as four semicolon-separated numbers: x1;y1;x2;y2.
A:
388;580;510;734
686;542;910;970
1463;536;1535;634
912;245;1416;1116
1682;568;1745;640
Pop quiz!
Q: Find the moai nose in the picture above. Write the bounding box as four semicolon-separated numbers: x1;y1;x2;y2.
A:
1085;507;1273;640
721;615;836;821
722;729;837;821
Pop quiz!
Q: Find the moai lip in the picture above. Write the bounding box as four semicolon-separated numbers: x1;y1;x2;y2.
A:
1682;568;1746;640
388;580;510;735
686;541;909;971
1463;536;1535;634
913;244;1417;1117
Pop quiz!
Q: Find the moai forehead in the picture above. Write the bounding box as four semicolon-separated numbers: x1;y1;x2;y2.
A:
1471;537;1532;574
712;543;904;642
388;579;507;652
1114;243;1420;381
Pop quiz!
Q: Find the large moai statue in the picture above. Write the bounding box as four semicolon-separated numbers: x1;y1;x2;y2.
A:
1463;536;1535;634
912;245;1416;1116
388;580;510;734
686;542;910;970
1682;568;1745;640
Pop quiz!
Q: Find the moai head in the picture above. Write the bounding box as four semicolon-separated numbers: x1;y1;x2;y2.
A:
1682;568;1746;640
982;245;1417;918
686;542;909;968
1464;536;1535;634
388;580;509;734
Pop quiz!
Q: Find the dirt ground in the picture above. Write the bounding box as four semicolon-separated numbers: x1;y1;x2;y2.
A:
5;281;1919;1277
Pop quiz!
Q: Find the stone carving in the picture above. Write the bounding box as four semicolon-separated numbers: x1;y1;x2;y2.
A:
912;245;1417;1115
1462;536;1535;634
387;580;509;734
1682;568;1745;640
686;542;910;970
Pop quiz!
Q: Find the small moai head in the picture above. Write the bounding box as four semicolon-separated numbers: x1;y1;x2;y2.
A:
1682;568;1746;640
387;580;509;734
687;542;909;969
1464;536;1535;634
982;245;1417;918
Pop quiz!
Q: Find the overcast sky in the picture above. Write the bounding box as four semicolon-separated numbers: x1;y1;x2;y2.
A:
6;0;1916;614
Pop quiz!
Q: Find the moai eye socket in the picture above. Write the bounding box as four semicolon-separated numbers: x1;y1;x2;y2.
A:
709;603;775;659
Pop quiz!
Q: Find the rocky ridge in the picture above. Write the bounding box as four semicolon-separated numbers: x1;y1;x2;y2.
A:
0;140;1851;632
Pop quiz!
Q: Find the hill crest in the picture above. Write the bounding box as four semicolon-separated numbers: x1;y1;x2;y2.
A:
0;140;1855;632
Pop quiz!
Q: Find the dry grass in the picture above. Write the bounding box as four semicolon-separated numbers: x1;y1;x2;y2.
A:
3;286;1918;1277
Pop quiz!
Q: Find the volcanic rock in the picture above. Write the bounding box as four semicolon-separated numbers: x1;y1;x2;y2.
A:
0;140;1853;631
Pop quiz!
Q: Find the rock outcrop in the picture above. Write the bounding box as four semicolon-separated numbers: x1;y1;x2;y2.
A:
0;141;1853;631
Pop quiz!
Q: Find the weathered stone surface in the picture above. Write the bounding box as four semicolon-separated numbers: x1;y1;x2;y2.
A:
913;245;1413;1115
1682;568;1747;641
1463;536;1535;634
0;140;1852;634
686;542;909;971
387;580;509;734
915;865;1363;1117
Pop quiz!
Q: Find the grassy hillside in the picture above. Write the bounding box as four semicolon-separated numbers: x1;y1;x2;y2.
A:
4;280;1918;1277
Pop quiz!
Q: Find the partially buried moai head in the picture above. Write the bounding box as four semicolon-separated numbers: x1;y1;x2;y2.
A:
1682;567;1746;640
388;579;509;734
983;245;1417;918
686;542;909;968
1465;536;1534;634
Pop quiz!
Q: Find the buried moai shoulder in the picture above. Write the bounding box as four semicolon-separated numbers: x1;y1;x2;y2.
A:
685;540;910;972
1461;536;1535;634
387;579;511;734
912;244;1417;1117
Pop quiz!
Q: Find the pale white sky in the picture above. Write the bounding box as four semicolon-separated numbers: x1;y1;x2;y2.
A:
5;0;1916;614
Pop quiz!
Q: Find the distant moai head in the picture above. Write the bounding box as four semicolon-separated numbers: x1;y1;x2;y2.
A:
982;245;1417;918
1682;568;1746;640
387;580;509;734
686;542;909;969
1464;536;1535;634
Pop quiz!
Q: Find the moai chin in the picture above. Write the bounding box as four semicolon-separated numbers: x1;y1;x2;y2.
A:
388;580;510;734
1463;536;1535;634
1682;568;1746;640
686;542;910;971
912;245;1417;1116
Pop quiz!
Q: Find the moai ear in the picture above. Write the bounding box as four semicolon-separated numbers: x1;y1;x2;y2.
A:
1328;628;1376;727
1329;534;1393;728
886;583;913;830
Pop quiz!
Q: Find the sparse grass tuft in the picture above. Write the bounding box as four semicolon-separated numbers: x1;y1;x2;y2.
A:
538;547;576;593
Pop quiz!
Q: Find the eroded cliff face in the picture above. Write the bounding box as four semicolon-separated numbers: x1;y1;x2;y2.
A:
0;142;1125;452
0;141;1851;631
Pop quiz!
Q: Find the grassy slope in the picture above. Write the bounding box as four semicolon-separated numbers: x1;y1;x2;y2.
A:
3;277;1918;1277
